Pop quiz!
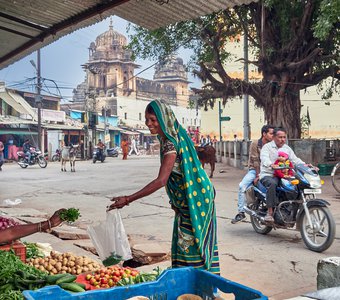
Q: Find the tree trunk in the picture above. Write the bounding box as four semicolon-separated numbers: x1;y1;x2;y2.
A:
264;92;301;139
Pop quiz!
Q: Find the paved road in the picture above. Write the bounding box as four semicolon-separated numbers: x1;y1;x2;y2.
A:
1;156;340;299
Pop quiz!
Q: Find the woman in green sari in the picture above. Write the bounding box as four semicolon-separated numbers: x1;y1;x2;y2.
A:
107;100;219;274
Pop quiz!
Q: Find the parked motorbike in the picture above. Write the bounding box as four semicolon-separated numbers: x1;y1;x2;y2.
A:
17;147;48;168
106;146;119;157
93;147;105;163
244;164;335;252
51;149;61;162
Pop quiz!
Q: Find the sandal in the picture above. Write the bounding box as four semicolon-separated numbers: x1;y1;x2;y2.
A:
264;214;274;222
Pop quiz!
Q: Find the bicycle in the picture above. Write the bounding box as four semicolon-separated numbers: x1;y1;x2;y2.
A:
331;161;340;193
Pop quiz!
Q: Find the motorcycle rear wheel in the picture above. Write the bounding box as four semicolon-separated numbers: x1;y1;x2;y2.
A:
38;157;47;168
300;206;335;252
93;158;96;163
18;157;28;168
250;203;273;234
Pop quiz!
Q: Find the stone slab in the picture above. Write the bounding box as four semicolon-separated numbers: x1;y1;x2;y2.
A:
0;208;48;218
16;216;47;224
52;224;90;240
73;239;98;255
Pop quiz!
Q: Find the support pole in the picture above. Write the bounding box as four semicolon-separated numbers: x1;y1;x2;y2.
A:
219;100;222;141
36;50;42;150
243;32;250;141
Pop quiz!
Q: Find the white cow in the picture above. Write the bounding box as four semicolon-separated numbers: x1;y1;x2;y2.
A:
61;144;79;172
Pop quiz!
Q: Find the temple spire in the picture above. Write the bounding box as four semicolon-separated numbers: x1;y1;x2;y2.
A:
109;18;113;30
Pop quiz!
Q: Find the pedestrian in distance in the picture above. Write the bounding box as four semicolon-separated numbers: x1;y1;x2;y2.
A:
107;99;220;274
0;140;4;171
128;136;140;156
121;137;129;160
231;125;274;224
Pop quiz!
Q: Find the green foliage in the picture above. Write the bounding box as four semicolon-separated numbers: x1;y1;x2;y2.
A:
313;0;340;41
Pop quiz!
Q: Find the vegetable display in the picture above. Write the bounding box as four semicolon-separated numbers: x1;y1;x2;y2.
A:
83;266;162;289
0;251;87;298
59;208;81;222
24;242;44;260
0;250;46;299
26;251;102;275
0;216;20;230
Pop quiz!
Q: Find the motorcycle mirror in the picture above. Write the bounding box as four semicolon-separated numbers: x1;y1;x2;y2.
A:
291;179;299;185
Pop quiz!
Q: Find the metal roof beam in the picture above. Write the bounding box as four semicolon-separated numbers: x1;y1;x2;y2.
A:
0;0;129;66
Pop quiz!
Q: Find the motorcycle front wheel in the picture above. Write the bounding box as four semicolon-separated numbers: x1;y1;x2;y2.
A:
300;206;335;252
250;203;273;234
52;154;59;162
93;158;96;163
37;157;47;168
18;157;28;168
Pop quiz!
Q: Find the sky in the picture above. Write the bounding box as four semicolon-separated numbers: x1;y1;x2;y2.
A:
0;16;199;103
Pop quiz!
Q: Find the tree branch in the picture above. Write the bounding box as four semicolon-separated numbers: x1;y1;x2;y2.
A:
300;65;340;87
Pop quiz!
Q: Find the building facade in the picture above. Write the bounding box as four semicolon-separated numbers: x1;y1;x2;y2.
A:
68;21;200;139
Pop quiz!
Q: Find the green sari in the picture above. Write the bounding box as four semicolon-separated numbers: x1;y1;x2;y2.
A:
149;100;220;274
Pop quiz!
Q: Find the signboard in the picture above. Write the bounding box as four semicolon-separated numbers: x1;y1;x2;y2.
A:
220;116;231;121
105;134;110;143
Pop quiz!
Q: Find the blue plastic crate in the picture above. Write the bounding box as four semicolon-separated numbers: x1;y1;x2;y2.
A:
23;267;267;300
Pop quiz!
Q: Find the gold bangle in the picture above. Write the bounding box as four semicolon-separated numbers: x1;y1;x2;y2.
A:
38;222;42;232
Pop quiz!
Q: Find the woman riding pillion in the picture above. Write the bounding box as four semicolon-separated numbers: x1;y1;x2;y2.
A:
107;100;220;274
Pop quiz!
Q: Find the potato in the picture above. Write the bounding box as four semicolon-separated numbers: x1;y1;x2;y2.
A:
46;264;53;271
50;259;56;266
39;266;45;271
52;268;58;274
76;268;82;275
68;261;75;267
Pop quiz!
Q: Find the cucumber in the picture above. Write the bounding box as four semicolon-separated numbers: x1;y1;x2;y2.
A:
46;274;69;285
59;282;86;293
55;274;77;285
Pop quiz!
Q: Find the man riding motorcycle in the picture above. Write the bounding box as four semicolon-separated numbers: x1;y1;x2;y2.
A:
23;139;33;164
96;139;105;161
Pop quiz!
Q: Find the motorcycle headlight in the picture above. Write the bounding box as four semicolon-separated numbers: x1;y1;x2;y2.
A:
304;173;322;188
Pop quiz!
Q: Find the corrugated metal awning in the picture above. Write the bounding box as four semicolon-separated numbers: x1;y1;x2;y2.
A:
0;0;258;69
0;90;35;118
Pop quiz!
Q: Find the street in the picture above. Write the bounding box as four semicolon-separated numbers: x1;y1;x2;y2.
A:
1;156;340;299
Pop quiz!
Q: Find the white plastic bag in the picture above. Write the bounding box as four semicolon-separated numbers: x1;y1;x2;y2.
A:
87;210;132;262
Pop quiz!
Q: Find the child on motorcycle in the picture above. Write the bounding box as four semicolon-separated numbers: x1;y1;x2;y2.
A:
273;151;294;179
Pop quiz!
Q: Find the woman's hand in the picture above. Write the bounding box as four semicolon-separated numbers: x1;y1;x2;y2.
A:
49;208;66;227
107;196;130;211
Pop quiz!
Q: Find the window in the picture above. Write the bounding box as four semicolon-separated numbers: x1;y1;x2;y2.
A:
139;113;142;121
124;112;127;120
182;117;185;124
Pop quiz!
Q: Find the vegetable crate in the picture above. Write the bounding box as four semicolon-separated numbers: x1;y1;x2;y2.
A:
23;267;267;300
0;240;26;263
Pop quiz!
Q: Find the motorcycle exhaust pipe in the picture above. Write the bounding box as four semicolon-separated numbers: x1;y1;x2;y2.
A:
243;206;265;222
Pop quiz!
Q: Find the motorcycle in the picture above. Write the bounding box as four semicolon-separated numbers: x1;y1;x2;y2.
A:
51;149;61;162
106;146;119;157
17;147;48;168
93;147;105;163
244;164;335;252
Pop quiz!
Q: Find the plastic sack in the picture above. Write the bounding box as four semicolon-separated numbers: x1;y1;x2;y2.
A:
87;210;132;262
2;198;22;207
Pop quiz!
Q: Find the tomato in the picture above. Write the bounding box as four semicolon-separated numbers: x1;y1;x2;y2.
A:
108;279;114;287
89;278;97;285
101;278;108;284
85;274;92;281
94;274;100;281
100;272;105;277
131;271;138;277
114;271;120;277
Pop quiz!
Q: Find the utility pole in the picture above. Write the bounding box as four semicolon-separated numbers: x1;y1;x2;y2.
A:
243;32;250;141
31;50;42;150
218;100;222;141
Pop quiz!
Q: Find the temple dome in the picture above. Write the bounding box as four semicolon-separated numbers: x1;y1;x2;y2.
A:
95;21;127;50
